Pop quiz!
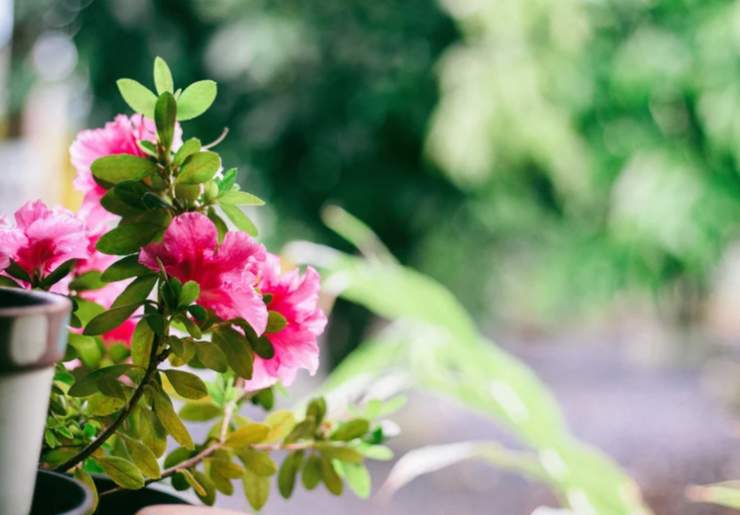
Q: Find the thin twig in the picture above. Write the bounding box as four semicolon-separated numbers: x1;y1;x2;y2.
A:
202;127;229;150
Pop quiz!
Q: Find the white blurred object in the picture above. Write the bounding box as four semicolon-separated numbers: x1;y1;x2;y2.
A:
531;508;574;515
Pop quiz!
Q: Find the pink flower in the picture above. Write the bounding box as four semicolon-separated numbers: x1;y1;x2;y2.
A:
3;201;89;289
0;217;24;271
245;254;326;390
139;212;268;333
70;114;182;220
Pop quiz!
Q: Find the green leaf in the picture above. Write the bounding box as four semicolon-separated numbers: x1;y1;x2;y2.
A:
212;326;254;379
152;390;194;449
102;255;151;282
306;397;327;425
209;463;234;495
196;342;228;372
238;449;276;476
5;260;30;283
192;470;216;506
266;311;287;333
117;78;157;118
176;151;221;185
121;434;161;479
179;280;200;307
264;410;296;443
220;203;258;236
318;444;364;463
67;333;102;369
219;190;265;206
163;369;208;399
278;451;304;499
330;419;370;441
98;456;145;490
173;137;201;166
0;276;20;288
87;393;125;416
112;274;158;309
359;444;394;461
96;223;163;255
243;469;270;511
69;270;106;291
225;423;269;449
164;447;193;469
92;155;157;184
337;462;371;499
155;92;177;151
176;80;217;121
320;455;343;495
74;468;98;513
248;334;275;360
301;454;322;490
179;401;222;422
68;364;135;397
139;407;167;457
40;259;76;289
180;469;205;496
153;56;174;94
207;208;228;242
131;319;154;368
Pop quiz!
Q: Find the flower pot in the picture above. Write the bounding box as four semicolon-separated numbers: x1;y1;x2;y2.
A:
93;475;191;514
31;470;93;514
0;287;71;515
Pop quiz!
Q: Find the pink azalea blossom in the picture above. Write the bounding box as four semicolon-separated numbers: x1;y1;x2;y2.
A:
70;114;182;220
2;201;89;289
139;212;268;333
245;254;326;391
0;217;24;271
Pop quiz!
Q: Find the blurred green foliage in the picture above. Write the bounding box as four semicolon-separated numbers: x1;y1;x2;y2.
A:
10;0;740;332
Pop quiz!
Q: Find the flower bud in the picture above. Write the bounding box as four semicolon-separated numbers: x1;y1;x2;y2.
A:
175;183;201;201
204;181;220;202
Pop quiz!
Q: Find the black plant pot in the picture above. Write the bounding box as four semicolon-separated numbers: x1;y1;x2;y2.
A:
93;475;191;514
31;470;93;515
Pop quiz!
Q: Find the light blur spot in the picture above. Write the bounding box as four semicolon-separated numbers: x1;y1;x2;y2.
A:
31;32;78;82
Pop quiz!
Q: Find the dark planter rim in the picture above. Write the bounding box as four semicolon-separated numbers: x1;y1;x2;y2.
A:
0;286;71;318
33;469;94;515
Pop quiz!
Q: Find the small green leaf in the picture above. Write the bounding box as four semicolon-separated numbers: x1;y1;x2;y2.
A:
121;434;161;479
266;311;287;333
92;155;157;184
0;276;20;288
238;449;276;476
359;444;394;461
330;419;370;441
318;444;364;464
74;468;99;513
225;423;269;449
173;137;201;166
68;364;135;397
192;470;216;506
111;274;158;309
181;469;206;498
153;56;174;94
264;410;296;443
220;203;258;236
155;92;177;151
179;401;222;422
196;342;228;373
83;304;138;335
163;369;208;399
320;455;343;495
219;190;265;206
306;397;327;425
96;223;163;255
164;447;193;469
152;390;194;449
179;280;200;307
139;407;167;457
40;259;76;289
243;469;270;511
69;270;106;291
67;333;102;369
102;255;151;282
212;326;253;379
117;78;157;118
98;456;145;490
301;454;322;490
176;151;221;185
177;80;217;121
208;463;234;495
5;260;30;283
131;319;154;368
338;462;371;499
278;451;304;499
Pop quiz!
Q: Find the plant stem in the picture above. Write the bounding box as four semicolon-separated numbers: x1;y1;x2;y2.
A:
54;337;169;472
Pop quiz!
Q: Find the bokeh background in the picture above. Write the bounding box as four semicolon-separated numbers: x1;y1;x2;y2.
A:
2;0;740;513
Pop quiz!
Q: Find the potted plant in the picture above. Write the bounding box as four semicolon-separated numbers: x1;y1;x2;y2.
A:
0;58;393;514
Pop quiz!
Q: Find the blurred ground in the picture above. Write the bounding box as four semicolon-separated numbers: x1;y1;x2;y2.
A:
178;323;739;515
